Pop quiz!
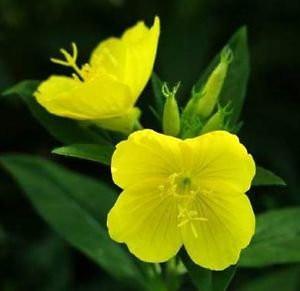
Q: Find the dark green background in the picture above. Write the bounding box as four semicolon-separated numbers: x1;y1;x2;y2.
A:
0;0;299;290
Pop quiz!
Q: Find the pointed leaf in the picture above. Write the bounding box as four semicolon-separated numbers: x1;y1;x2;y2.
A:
239;207;300;267
239;266;300;291
181;251;236;291
194;27;249;126
0;154;142;285
252;166;286;186
151;73;165;119
52;144;114;165
181;251;212;291
2;80;110;145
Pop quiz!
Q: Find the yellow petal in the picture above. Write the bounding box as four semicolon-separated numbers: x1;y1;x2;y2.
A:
90;37;127;81
107;181;182;262
35;74;133;120
181;189;255;270
185;131;255;193
111;129;183;189
90;16;160;101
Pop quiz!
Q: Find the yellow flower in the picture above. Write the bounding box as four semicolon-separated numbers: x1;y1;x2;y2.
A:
34;17;160;133
107;129;255;270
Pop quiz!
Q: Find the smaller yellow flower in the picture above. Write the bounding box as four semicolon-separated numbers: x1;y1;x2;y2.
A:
107;129;255;270
34;17;160;133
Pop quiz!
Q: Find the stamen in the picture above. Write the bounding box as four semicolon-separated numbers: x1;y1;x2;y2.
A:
157;172;210;238
177;206;208;238
177;219;189;227
190;223;198;238
157;173;199;200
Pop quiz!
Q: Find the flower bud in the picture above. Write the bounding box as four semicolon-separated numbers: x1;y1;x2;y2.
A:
200;103;231;134
162;83;181;136
196;47;233;119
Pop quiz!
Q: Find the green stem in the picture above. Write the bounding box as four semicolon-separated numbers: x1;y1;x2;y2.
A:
164;258;183;291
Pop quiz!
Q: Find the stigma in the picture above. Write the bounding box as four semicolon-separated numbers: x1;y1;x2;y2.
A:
50;42;91;81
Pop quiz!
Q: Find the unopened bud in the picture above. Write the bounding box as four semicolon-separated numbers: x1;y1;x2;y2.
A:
162;83;181;136
196;47;233;119
201;103;231;134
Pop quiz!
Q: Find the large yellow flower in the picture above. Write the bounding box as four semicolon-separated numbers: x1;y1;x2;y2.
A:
34;17;160;133
107;129;255;270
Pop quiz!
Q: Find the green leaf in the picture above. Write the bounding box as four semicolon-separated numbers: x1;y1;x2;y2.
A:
194;26;249;126
252;166;286;186
0;154;143;285
52;144;114;165
2;80;110;145
181;251;237;291
239;207;300;267
151;72;165;119
181;252;211;291
239;266;300;291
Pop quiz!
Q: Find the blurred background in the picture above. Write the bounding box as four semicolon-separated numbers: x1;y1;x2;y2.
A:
0;0;299;290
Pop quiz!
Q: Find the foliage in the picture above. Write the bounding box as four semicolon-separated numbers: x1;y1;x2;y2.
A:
0;3;299;290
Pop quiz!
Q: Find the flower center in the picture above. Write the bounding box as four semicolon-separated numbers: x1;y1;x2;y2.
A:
178;176;192;192
158;173;208;238
158;173;197;198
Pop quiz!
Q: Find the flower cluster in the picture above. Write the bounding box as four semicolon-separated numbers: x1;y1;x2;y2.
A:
34;16;256;270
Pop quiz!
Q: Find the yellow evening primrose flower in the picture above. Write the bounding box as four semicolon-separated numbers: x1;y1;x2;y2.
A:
34;17;160;133
107;129;255;270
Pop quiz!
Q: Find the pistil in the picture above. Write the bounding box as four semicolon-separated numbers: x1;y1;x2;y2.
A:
51;42;90;81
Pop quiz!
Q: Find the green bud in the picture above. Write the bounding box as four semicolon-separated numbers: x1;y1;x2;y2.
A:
196;47;233;119
201;103;231;134
162;82;181;136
